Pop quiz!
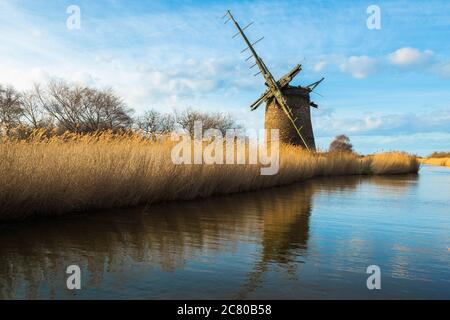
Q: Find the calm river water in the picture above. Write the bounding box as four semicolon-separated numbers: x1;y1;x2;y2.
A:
0;165;449;299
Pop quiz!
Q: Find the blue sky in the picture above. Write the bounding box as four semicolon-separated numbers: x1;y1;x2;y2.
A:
0;0;449;155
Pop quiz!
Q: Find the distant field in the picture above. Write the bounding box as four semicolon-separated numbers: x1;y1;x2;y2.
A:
0;130;419;220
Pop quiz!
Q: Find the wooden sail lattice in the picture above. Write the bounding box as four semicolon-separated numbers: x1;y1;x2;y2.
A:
223;10;324;150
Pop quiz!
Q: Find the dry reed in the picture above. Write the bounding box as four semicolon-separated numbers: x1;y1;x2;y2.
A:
419;157;450;168
0;130;419;220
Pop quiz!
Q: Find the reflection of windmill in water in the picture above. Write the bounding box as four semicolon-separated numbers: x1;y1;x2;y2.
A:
234;181;315;299
223;10;324;150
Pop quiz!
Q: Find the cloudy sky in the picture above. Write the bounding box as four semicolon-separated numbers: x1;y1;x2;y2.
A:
0;0;449;155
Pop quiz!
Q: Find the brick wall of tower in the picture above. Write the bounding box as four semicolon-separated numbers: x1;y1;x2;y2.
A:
264;87;316;150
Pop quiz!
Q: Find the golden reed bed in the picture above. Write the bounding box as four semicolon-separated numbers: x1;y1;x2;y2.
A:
419;157;450;168
0;131;419;220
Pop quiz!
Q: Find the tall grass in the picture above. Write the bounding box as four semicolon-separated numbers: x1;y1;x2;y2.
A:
419;151;450;168
419;157;450;168
0;130;419;220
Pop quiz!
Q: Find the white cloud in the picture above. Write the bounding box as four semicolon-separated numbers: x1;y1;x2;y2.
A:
388;47;434;67
340;56;376;79
320;48;447;79
316;132;450;156
313;108;450;137
313;60;327;72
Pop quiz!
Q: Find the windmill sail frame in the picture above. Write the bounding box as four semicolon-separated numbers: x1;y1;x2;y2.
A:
224;10;323;151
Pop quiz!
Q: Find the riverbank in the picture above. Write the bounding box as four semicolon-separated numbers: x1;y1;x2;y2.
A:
0;131;419;221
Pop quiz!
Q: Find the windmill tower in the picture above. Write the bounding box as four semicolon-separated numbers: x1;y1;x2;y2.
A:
223;10;324;150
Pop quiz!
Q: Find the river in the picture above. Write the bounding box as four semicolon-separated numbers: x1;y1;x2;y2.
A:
0;165;449;299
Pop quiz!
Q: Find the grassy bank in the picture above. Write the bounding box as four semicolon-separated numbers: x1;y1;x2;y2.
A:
0;131;419;220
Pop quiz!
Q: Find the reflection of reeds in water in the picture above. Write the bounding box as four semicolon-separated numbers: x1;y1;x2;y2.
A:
235;174;420;298
0;131;419;220
0;175;418;299
368;174;419;190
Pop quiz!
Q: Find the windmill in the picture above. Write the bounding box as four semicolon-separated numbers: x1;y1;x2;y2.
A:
223;10;324;150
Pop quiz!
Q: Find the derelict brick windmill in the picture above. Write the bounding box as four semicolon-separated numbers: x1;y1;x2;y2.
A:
223;10;324;150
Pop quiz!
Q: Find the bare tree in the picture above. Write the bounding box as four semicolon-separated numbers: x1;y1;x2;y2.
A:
329;134;353;152
42;80;134;133
212;112;240;135
136;109;175;138
175;109;240;137
20;84;53;129
0;85;22;132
